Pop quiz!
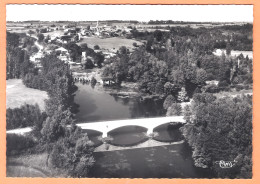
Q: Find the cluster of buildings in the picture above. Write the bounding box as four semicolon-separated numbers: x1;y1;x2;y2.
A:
29;44;117;71
24;21;141;75
35;21;134;44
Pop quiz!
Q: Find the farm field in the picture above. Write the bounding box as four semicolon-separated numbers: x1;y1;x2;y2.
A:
78;37;143;51
6;79;48;111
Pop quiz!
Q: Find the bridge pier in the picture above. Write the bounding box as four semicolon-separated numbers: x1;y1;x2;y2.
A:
102;131;108;138
147;127;154;135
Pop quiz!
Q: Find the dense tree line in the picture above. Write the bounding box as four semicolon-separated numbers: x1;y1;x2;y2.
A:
23;54;78;115
103;25;252;104
6;32;36;79
64;43;104;68
7;46;94;176
181;93;252;178
48;123;95;177
130;24;252;51
6;104;46;130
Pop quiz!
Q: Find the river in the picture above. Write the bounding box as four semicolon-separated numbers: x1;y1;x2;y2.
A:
74;82;213;178
74;82;165;123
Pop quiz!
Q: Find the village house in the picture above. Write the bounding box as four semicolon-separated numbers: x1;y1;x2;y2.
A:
55;47;69;56
60;35;79;43
30;51;44;63
205;80;219;86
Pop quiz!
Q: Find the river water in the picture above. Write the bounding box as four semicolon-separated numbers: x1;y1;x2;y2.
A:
74;83;213;178
74;83;165;123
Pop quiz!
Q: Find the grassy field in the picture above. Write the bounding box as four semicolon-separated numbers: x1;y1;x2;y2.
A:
7;153;66;177
78;37;143;51
213;89;252;99
6;79;48;111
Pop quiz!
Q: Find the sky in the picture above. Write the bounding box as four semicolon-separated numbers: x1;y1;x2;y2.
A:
6;4;253;22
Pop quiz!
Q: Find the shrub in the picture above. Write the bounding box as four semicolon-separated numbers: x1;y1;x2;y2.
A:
48;126;95;177
235;84;246;91
177;87;189;102
133;42;138;47
91;77;97;88
166;103;182;116
6;104;46;130
94;45;100;50
7;134;35;156
218;80;229;87
104;143;110;150
203;84;220;93
163;95;176;109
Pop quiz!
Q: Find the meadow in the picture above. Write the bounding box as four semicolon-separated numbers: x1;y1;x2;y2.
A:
6;79;48;111
78;37;143;51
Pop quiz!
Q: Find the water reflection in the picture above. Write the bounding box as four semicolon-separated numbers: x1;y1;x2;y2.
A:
108;126;148;146
153;123;184;142
90;142;214;178
74;83;165;123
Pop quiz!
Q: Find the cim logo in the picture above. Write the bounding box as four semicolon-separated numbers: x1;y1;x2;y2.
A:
215;160;237;168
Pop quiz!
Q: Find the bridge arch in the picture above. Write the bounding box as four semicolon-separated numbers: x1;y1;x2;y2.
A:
152;122;183;131
107;125;148;135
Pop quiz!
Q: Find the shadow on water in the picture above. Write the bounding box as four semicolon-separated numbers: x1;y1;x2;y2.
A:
88;124;215;178
81;129;103;147
153;122;184;142
90;142;214;178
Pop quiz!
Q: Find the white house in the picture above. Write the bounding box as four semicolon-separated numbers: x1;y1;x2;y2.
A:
55;47;69;56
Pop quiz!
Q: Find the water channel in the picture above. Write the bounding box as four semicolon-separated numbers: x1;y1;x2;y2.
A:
74;82;213;178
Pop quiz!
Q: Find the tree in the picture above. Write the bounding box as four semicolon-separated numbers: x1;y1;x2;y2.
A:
164;82;177;95
181;93;252;178
196;68;208;85
90;77;97;88
49;125;95;177
153;30;163;42
44;35;50;43
81;43;88;51
177;87;189;102
41;108;74;143
163;95;176;109
6;104;46;130
94;45;100;50
166;103;182;116
119;46;128;55
226;42;231;55
170;69;185;88
94;52;104;68
66;43;82;62
6;34;31;79
28;30;35;36
85;58;94;69
39;54;78;115
37;33;44;42
133;42;138;47
155;81;164;95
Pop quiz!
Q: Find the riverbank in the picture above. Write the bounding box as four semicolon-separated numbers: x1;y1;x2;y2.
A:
95;139;185;152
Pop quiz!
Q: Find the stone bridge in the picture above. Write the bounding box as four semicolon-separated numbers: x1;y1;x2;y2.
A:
77;116;185;137
7;116;185;137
